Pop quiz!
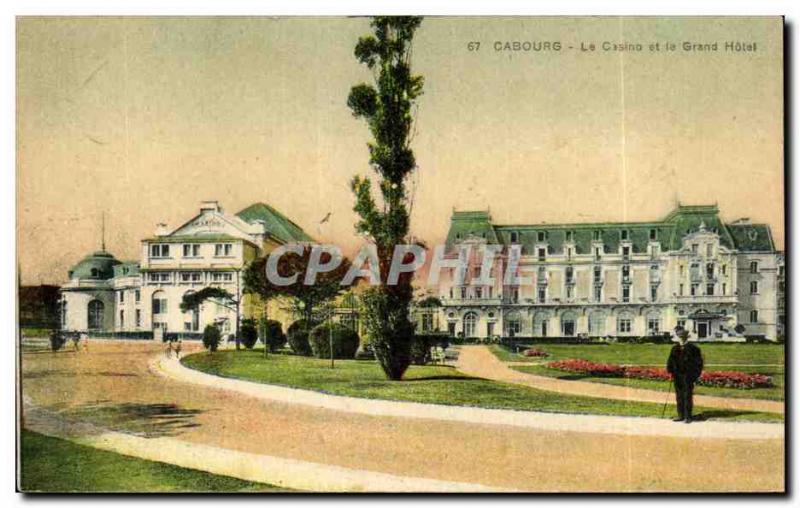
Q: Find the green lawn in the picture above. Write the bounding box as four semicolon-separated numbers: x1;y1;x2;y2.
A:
512;364;785;401
182;349;781;422
20;430;285;493
490;343;785;366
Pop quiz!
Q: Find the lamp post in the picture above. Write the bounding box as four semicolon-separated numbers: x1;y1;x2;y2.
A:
328;305;335;369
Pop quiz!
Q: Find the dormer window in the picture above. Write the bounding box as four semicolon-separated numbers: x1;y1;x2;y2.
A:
214;243;233;257
510;231;519;243
621;230;629;241
537;231;547;242
593;230;602;241
537;247;546;261
649;228;657;241
565;230;574;242
183;244;201;257
150;244;170;258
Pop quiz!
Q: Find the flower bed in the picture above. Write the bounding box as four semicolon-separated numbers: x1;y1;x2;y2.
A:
546;359;773;389
522;347;549;358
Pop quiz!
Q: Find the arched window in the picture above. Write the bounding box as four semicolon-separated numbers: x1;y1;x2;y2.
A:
183;290;199;332
561;311;577;336
463;312;478;338
617;311;633;334
87;299;104;330
505;311;521;336
589;311;606;336
646;310;661;336
533;312;549;337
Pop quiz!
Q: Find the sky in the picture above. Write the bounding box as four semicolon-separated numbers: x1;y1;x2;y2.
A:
17;16;783;284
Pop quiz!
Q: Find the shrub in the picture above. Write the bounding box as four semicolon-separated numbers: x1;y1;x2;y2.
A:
202;324;221;353
240;319;258;349
49;329;66;352
287;319;313;356
260;319;286;352
309;323;360;359
546;358;773;389
410;333;450;364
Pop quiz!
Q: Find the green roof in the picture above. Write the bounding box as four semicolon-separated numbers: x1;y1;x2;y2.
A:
236;202;314;244
113;262;140;278
68;250;121;280
446;205;776;254
144;234;254;245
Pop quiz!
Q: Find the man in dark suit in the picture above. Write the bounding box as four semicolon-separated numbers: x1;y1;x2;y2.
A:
666;327;704;423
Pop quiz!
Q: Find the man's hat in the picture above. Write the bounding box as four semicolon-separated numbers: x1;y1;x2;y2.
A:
676;328;690;339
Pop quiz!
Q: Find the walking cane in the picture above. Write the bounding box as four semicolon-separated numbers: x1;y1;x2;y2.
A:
661;378;674;418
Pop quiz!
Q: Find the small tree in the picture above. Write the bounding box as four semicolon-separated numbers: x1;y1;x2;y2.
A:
240;319;259;349
309;323;360;359
202;324;221;353
260;318;286;354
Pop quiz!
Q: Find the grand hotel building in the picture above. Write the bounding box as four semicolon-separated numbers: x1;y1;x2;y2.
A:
438;204;785;341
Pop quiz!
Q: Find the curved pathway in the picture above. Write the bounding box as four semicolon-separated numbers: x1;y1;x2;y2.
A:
456;346;784;414
20;340;784;492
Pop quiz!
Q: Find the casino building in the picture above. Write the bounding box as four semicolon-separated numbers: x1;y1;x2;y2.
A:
438;204;784;341
59;201;313;338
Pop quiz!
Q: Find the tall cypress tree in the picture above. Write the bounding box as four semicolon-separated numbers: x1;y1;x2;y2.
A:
347;17;424;380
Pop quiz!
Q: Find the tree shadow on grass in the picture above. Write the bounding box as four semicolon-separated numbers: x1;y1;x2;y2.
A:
692;410;774;421
23;370;138;379
55;401;205;438
402;375;487;382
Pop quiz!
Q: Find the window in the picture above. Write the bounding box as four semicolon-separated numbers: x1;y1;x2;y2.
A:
152;292;167;315
460;287;467;299
649;228;657;241
722;283;727;295
647;314;660;335
622;246;630;259
566;286;573;299
487;286;493;298
679;265;685;276
506;312;521;336
622;265;630;280
183;244;201;257
510;287;519;303
537;248;546;261
421;313;434;332
566;247;572;259
706;263;714;278
135;289;140;303
691;244;698;254
750;310;759;323
463;312;478;338
119;291;124;303
721;264;727;276
537;231;546;242
210;272;234;283
214;243;233;257
650;284;658;302
565;230;574;242
750;261;759;273
706;244;713;257
135;309;141;328
475;287;483;299
622;285;630;303
617;315;632;333
472;266;481;278
533;313;548;337
593;285;602;302
150;244;170;258
593;266;602;283
538;287;546;303
706;283;714;296
510;231;518;243
148;272;171;283
61;301;67;327
589;312;605;336
87;299;104;330
595;247;602;260
677;319;686;330
119;310;125;328
565;266;574;282
679;283;684;296
621;230;629;241
750;280;758;295
180;272;202;283
593;230;602;241
690;283;698;296
561;312;577;336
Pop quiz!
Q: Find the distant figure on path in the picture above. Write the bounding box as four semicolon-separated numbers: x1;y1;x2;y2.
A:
165;340;173;358
81;333;89;352
174;339;183;359
666;327;704;423
72;333;80;352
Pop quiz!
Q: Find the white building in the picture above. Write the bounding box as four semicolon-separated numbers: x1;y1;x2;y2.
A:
60;201;313;339
438;204;784;342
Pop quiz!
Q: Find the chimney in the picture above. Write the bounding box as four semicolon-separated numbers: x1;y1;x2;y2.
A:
200;200;221;213
155;223;169;236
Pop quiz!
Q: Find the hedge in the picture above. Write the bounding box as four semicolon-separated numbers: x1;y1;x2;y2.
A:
411;333;450;364
308;323;360;359
240;319;258;349
260;319;286;352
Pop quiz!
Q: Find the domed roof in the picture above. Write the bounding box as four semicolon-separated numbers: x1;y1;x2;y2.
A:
68;250;121;280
